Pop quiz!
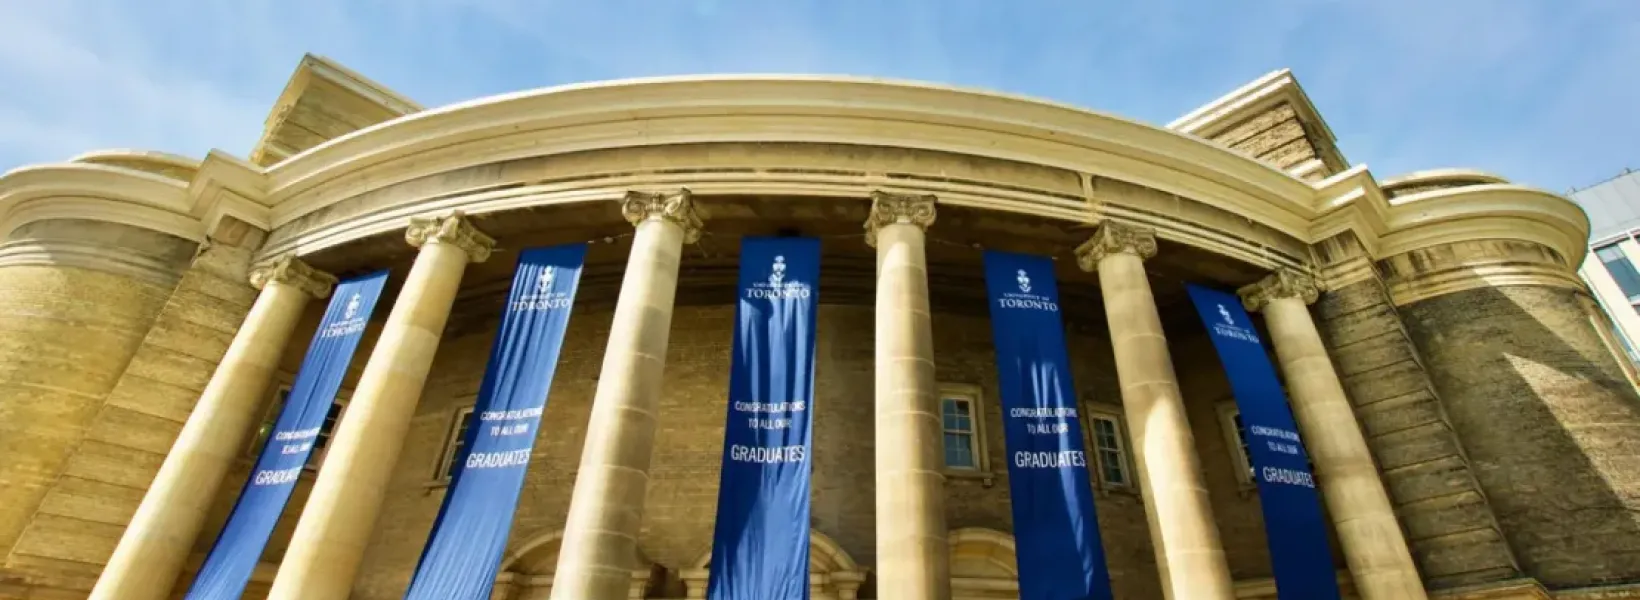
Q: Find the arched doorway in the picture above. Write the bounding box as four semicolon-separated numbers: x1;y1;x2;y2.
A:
680;529;867;599
491;529;662;599
949;527;1021;600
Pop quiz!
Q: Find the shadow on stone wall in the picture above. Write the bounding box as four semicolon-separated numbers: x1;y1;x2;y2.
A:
1400;285;1640;588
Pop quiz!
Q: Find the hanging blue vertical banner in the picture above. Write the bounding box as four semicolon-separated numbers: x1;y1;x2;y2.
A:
705;237;821;600
404;243;587;600
982;250;1115;600
185;269;388;599
1185;283;1340;600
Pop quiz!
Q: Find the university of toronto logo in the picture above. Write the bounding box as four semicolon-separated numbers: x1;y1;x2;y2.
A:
1017;269;1032;293
746;254;809;300
322;293;368;338
1211;303;1260;343
537;265;556;294
511;263;571;312
344;293;361;320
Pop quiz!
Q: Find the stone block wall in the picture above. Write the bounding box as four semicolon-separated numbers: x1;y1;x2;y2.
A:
0;220;198;599
1313;276;1520;589
1400;284;1640;588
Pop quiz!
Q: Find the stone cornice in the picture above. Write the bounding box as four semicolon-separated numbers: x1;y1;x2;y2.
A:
0;76;1592;281
249;255;336;298
621;189;703;243
1239;269;1322;311
1074;221;1158;270
864;191;937;247
405;211;496;262
0;162;201;242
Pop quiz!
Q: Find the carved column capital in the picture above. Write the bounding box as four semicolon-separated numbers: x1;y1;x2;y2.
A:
249;256;337;299
1074;221;1157;271
621;189;703;243
1239;268;1323;312
864;191;937;247
405;211;496;263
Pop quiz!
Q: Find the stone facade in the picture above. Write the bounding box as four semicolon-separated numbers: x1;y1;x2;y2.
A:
0;56;1632;600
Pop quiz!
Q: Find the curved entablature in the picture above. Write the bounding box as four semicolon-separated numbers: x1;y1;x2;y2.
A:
0;162;201;243
69;149;202;183
1380;168;1510;198
0;75;1594;287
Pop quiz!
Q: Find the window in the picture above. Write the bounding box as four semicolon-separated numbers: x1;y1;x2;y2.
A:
246;383;349;470
435;407;476;482
938;383;990;475
942;397;978;468
1216;401;1255;488
1085;404;1134;491
1596;244;1640;303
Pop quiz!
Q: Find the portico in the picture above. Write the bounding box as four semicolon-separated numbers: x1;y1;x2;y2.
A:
0;57;1616;600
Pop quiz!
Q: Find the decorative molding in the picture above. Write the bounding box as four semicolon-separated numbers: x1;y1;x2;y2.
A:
1239;268;1322;311
863;191;936;247
0;74;1594;288
404;211;496;262
0;239;188;287
1386;263;1588;307
249;255;336;298
1317;256;1378;291
1074;221;1157;270
619;189;703;243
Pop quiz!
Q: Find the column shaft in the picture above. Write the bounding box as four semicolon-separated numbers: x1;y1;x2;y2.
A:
1253;275;1427;599
266;214;492;600
90;258;331;600
550;191;698;600
1079;224;1234;600
866;192;950;599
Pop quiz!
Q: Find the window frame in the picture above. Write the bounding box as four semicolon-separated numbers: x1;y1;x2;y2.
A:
245;380;352;472
1083;403;1136;493
433;405;477;484
1215;400;1257;492
937;382;993;481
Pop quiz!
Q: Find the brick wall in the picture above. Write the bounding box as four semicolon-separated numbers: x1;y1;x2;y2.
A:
0;220;197;599
1401;284;1640;588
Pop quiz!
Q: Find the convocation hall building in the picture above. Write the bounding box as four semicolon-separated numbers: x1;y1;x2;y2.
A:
1;54;1636;600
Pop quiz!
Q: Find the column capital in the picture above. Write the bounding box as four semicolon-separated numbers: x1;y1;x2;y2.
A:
249;256;336;299
864;191;937;247
621;189;703;243
1239;268;1322;311
1074;221;1157;271
405;211;496;263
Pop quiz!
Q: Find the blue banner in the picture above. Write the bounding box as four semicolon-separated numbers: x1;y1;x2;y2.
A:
705;237;821;600
982;251;1114;600
404;243;587;599
185;270;388;599
1185;284;1340;600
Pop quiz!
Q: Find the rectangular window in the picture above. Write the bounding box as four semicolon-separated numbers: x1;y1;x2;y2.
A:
1596;244;1640;303
942;397;978;469
245;384;349;470
307;401;347;469
436;407;476;482
1217;402;1255;487
1086;405;1133;490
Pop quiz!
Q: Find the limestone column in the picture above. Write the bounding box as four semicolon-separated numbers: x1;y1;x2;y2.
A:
1241;269;1427;600
550;190;701;600
864;191;950;599
266;212;493;600
1076;222;1234;600
89;257;334;600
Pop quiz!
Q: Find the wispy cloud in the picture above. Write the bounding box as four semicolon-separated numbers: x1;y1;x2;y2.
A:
0;0;1633;191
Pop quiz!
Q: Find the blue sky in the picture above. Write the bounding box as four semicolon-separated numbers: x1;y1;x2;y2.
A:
0;0;1634;192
